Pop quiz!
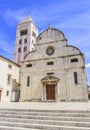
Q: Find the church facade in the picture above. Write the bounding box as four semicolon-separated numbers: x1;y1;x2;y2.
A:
19;26;88;102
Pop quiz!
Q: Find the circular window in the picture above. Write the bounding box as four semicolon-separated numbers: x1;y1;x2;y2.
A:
46;46;54;55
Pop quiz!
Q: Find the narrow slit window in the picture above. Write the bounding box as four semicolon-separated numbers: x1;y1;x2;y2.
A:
74;72;78;84
6;91;9;96
7;75;12;85
27;76;30;87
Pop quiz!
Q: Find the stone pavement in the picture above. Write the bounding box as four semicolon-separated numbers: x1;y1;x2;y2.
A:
0;101;90;110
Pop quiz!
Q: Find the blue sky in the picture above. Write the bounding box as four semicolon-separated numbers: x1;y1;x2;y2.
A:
0;0;90;85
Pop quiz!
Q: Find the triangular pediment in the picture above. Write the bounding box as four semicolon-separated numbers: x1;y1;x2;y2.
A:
41;76;59;82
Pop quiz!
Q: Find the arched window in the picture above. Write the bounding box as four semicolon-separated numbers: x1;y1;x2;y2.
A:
24;38;27;43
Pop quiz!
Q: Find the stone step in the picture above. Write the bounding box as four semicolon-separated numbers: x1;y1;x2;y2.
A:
0;110;90;116
0;112;90;119
0;116;90;123
0;108;90;130
0;121;90;130
0;114;90;123
0;108;90;113
0;125;40;130
0;118;90;127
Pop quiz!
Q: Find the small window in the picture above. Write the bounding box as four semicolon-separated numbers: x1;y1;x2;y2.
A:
7;75;12;85
27;76;30;87
47;62;54;65
26;63;32;67
23;46;27;52
18;47;21;53
74;72;78;84
19;39;22;44
24;38;27;43
47;72;54;75
20;29;28;36
6;91;9;96
8;64;12;69
71;58;78;63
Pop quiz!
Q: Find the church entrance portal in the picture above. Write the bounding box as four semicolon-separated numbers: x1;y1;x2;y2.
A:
41;75;59;101
46;84;55;100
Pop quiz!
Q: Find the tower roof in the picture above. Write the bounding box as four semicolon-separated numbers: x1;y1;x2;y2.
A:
18;15;33;24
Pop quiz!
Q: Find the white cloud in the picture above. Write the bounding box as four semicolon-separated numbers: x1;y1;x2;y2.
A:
86;63;90;68
4;9;27;26
0;33;14;54
55;11;90;30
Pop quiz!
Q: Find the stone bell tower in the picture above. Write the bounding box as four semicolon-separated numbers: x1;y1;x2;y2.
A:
14;15;38;65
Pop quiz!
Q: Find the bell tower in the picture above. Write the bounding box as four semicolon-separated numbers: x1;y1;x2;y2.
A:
14;15;38;65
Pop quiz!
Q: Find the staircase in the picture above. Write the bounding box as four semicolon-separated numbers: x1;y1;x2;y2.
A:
0;109;90;130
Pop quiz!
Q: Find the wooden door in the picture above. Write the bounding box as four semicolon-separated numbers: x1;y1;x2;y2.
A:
46;85;55;100
0;90;2;101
